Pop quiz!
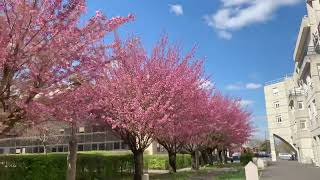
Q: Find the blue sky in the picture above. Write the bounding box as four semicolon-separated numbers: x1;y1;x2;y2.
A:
86;0;307;139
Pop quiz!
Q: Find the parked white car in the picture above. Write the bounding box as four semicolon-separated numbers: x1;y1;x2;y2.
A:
278;153;292;160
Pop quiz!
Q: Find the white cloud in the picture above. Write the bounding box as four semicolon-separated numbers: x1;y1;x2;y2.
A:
169;4;184;16
240;99;254;106
246;83;262;89
205;0;302;39
226;82;262;90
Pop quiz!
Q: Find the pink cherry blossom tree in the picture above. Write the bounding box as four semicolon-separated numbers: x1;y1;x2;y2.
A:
0;1;133;180
181;92;252;168
202;93;252;164
89;36;208;180
155;84;212;172
0;0;133;137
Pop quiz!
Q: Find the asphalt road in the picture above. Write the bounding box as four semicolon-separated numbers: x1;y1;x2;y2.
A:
261;160;320;180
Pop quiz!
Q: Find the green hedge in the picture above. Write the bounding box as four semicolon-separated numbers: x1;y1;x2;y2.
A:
144;154;191;170
0;153;191;180
0;154;134;180
0;154;67;180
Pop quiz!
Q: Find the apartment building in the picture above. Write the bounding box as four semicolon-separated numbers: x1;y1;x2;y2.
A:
0;125;129;154
264;0;320;165
0;124;164;155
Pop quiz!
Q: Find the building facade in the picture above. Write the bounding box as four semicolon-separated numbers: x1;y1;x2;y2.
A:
265;0;320;165
0;125;129;154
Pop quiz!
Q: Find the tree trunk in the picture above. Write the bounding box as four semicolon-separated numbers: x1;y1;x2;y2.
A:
223;149;228;164
218;150;223;163
133;150;144;180
207;149;214;165
168;151;177;172
43;144;47;155
200;150;209;166
221;149;226;164
191;150;200;170
66;127;77;180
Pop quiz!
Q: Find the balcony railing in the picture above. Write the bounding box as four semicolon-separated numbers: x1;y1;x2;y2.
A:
289;87;305;96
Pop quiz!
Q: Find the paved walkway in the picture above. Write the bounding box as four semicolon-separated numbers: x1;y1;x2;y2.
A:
261;160;320;180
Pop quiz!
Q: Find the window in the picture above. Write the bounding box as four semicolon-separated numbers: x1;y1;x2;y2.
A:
114;142;120;150
92;144;98;151
312;99;317;116
298;101;304;110
290;101;295;111
9;148;15;154
78;145;84;151
33;147;39;153
98;143;105;150
0;149;4;154
274;101;280;109
63;146;68;152
79;127;85;133
26;147;33;153
300;120;307;129
106;143;113;150
121;142;128;150
51;147;57;152
272;88;279;95
39;147;44;153
58;146;63;152
276;115;282;123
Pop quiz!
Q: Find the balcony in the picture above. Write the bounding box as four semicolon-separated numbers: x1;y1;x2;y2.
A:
289;87;305;96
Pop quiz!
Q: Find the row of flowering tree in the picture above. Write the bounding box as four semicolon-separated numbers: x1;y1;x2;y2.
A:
48;35;251;180
0;1;252;180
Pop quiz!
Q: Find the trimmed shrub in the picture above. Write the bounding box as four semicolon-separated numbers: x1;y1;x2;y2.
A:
0;154;66;180
240;152;253;166
0;153;133;180
144;154;191;170
0;153;191;179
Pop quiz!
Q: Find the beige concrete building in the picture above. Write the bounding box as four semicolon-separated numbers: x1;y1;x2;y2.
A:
265;0;320;165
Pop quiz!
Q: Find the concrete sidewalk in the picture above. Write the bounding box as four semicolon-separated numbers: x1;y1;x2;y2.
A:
261;160;320;180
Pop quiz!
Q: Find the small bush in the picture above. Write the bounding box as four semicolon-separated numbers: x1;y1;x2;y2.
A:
144;154;191;170
240;152;253;166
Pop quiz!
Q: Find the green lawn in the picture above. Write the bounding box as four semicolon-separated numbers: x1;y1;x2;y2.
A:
147;167;245;180
122;164;245;180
